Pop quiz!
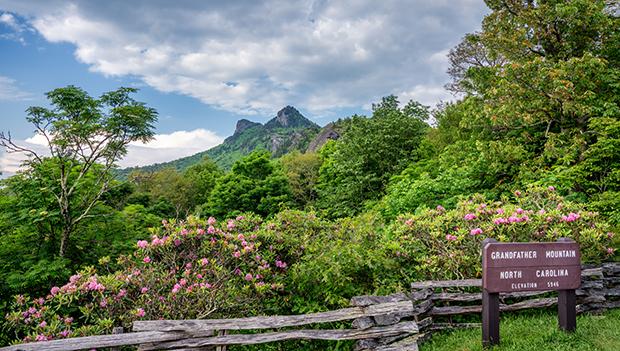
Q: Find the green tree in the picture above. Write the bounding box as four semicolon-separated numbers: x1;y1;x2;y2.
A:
280;151;322;208
0;86;157;257
315;96;429;217
205;150;292;217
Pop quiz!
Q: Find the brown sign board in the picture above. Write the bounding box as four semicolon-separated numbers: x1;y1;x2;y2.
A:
482;241;581;293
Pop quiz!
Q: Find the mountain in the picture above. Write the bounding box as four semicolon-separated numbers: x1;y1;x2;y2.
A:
116;106;321;177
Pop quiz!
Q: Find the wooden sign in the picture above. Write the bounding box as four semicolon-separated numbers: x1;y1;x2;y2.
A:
483;241;581;293
481;238;581;347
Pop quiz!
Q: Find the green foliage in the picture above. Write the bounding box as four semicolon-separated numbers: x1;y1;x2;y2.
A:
205;151;293;217
387;187;616;282
280;151;322;208
316;96;430;217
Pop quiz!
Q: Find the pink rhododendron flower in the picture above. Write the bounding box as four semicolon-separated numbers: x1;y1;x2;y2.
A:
405;219;414;226
143;256;152;263
508;216;519;223
117;289;127;298
496;208;505;215
516;208;524;214
445;234;457;241
608;248;616;255
208;217;216;225
179;278;187;286
174;239;181;247
538;209;546;215
464;213;477;221
141;287;149;294
207;226;216;234
60;330;71;338
171;284;181;294
275;260;287;268
470;228;483;236
35;334;47;341
548;186;556;191
137;240;148;249
238;234;245;240
64;317;73;324
197;228;205;235
227;220;236;230
69;274;81;284
436;205;445;211
493;218;507;225
561;213;580;222
233;251;241;258
245;273;253;281
136;308;145;317
100;299;108;308
514;190;522;196
50;286;60;296
200;258;209;266
236;215;245;221
39;321;47;328
608;232;615;239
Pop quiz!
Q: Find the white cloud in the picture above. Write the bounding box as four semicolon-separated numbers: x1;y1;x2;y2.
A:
0;76;33;101
0;0;488;114
0;129;224;177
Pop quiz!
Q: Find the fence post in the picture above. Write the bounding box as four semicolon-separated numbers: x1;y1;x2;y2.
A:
110;326;124;351
216;330;227;351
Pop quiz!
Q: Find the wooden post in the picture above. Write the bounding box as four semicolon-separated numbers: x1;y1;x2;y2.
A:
216;330;227;351
482;238;500;347
556;238;577;332
110;327;124;351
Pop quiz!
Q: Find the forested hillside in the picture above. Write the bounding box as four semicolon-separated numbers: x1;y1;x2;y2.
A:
0;0;619;348
116;106;322;178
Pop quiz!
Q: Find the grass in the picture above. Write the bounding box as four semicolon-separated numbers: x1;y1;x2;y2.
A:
421;309;620;351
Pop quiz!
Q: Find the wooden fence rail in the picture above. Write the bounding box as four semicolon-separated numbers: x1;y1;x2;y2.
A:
1;263;618;351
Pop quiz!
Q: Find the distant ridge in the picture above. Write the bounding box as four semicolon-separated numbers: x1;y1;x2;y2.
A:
116;106;321;178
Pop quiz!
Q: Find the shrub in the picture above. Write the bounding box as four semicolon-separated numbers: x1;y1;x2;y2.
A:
5;215;291;343
385;186;617;282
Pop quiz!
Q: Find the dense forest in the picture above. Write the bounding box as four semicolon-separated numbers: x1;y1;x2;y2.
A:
0;0;619;348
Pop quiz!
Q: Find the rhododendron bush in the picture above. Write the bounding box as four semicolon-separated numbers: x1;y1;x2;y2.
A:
5;215;292;343
386;187;616;282
4;187;617;345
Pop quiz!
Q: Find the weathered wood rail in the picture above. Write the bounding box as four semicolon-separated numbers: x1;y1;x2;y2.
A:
1;263;618;351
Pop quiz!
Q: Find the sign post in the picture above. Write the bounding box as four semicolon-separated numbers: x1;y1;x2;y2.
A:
481;238;581;347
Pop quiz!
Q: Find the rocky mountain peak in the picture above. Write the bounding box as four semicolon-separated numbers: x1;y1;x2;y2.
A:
234;119;261;135
265;106;318;129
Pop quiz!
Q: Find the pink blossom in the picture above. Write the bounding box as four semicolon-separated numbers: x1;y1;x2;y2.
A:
464;213;477;221
64;317;73;324
179;278;187;286
227;220;236;230
171;284;181;294
516;208;524;215
493;218;507;225
69;274;81;284
445;234;457;241
141;287;149;294
470;228;483;236
207;226;216;234
208;217;216;225
275;260;288;268
514;190;522;196
238;233;245;240
197;228;205;236
508;216;519;223
136;308;145;317
236;215;245;221
137;240;149;249
39;321;47;328
608;232;615;239
99;299;108;308
143;256;152;263
50;286;60;296
496;208;505;215
405;219;414;226
233;251;241;258
196;274;203;279
234;268;242;275
117;289;127;298
59;330;71;338
436;205;445;211
174;239;181;247
607;248;616;255
245;273;253;281
538;209;546;215
548;186;556;191
200;258;209;266
35;334;47;341
561;212;580;223
180;228;189;236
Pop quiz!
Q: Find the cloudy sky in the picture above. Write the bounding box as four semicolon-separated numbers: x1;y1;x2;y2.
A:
0;0;488;177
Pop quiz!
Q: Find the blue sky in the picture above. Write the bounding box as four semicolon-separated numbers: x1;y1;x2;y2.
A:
0;0;488;175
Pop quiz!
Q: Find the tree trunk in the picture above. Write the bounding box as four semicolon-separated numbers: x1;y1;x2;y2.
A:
59;226;71;257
